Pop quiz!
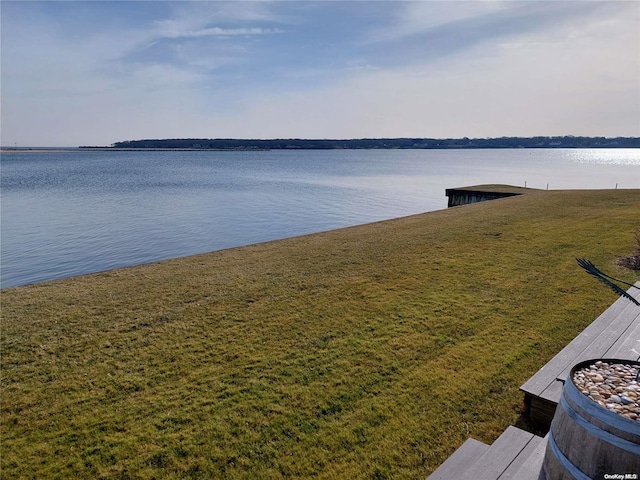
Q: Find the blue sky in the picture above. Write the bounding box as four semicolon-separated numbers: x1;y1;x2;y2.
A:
1;1;638;146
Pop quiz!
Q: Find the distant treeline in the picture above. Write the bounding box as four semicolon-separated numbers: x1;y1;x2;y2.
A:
102;136;640;150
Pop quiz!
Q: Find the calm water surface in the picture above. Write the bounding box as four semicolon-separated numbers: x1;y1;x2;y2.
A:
2;149;639;288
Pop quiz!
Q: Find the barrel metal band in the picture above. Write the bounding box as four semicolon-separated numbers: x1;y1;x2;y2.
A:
547;430;592;480
559;393;640;454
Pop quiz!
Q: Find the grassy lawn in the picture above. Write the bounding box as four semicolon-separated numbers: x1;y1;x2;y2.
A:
2;187;639;479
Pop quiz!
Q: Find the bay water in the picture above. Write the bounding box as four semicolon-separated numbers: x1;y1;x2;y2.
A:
2;148;639;288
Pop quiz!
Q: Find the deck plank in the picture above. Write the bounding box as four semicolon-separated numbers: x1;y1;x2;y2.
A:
605;314;640;360
463;426;535;480
426;438;489;480
498;434;548;480
539;377;565;404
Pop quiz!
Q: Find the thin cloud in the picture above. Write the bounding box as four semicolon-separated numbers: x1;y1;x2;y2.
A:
151;1;286;40
1;1;638;147
360;1;624;68
171;27;285;38
365;1;512;44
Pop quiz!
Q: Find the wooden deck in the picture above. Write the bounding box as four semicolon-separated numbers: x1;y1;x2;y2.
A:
427;283;640;479
520;281;640;426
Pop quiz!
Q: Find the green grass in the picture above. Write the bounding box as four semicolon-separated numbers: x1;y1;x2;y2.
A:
2;188;639;479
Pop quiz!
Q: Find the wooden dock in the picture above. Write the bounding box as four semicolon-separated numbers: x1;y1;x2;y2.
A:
445;185;531;208
427;282;640;479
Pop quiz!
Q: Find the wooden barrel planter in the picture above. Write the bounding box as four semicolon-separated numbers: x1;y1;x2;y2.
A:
541;359;640;480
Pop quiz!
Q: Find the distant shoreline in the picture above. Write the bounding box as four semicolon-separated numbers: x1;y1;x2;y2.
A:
105;136;640;150
2;135;639;152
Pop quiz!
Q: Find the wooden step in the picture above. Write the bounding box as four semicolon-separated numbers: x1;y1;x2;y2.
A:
462;426;541;480
426;438;489;480
427;427;546;480
497;433;547;480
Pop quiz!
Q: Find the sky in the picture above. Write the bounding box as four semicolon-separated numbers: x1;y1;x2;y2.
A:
1;1;639;147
